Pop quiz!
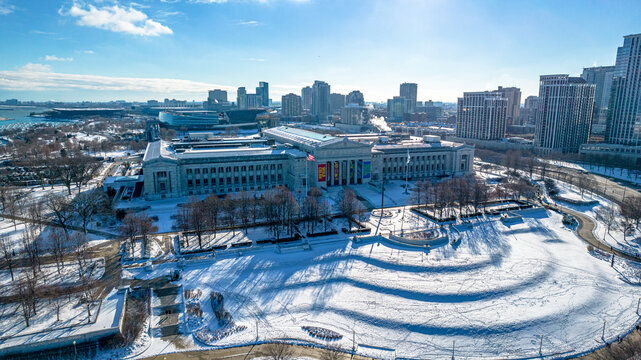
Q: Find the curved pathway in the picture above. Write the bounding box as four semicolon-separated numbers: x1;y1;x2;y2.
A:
544;203;641;262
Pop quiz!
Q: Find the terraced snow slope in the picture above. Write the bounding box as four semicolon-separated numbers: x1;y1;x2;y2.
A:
138;209;639;359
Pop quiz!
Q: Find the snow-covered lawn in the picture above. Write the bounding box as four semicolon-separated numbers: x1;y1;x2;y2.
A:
130;209;640;359
0;295;101;339
123;236;164;261
0;258;105;295
180;227;273;252
544;160;641;185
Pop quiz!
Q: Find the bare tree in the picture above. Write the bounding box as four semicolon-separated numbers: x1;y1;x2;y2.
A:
185;197;207;249
73;189;108;234
15;276;35;327
204;194;221;238
0;236;15;281
46;193;73;236
262;341;294;360
596;205;619;241
236;191;253;234
320;345;344;360
119;212;139;255
318;197;331;232
223;194;237;235
50;227;67;274
137;212;158;257
339;187;364;230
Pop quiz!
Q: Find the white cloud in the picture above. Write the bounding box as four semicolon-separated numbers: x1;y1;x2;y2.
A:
61;3;173;37
0;64;233;95
83;50;95;54
235;20;260;26
0;1;14;15
45;55;74;62
17;63;52;72
244;57;265;62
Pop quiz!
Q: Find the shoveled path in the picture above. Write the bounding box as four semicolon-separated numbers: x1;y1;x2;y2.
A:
545;203;641;263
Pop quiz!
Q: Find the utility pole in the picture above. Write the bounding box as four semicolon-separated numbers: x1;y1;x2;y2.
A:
539;334;543;355
352;329;355;353
451;340;455;360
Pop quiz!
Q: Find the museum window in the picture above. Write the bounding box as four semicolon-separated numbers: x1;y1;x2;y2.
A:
234;166;239;172
195;168;200;174
159;183;166;191
204;179;209;186
187;169;192;175
203;168;208;174
241;166;246;171
187;179;193;188
278;174;282;181
249;165;254;171
277;164;283;169
234;176;239;184
195;179;200;186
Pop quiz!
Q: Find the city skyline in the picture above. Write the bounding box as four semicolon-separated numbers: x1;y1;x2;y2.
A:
0;0;639;102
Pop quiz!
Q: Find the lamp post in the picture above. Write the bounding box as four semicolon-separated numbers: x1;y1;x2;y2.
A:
73;340;77;359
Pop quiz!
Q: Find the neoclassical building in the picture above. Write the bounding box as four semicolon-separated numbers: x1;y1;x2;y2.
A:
142;126;473;200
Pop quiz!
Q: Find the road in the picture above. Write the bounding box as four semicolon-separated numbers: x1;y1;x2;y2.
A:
143;343;373;360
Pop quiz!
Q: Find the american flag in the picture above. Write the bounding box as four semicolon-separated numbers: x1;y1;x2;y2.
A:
306;153;315;161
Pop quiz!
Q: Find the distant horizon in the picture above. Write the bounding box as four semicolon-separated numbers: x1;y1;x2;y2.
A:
0;0;639;103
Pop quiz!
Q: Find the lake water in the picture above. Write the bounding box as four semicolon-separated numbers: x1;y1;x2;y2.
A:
0;106;73;130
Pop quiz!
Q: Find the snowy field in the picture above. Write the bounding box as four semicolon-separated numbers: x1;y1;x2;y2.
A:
128;209;639;359
0;217;110;255
545;160;641;185
180;227;274;252
0;258;105;295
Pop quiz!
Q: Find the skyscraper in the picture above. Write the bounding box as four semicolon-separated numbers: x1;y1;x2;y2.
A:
281;93;302;118
237;87;247;110
606;34;641;145
207;89;228;110
311;80;331;123
534;75;595;153
496;86;521;125
256;81;269;107
581;66;615;135
522;96;539;125
387;96;410;121
347;90;365;106
399;83;418;113
329;93;346;114
456;91;508;140
301;86;312;111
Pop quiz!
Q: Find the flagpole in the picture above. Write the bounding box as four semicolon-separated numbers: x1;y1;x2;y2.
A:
404;148;409;194
305;158;308;195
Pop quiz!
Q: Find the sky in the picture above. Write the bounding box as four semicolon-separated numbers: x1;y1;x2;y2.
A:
0;0;639;103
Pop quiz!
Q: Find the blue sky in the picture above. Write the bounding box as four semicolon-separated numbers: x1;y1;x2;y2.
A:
0;0;639;103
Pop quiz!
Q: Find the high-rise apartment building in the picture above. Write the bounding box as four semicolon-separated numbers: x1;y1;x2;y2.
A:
329;93;346;114
301;86;312;111
236;87;247;110
534;75;595;153
256;81;269;107
281;93;302;118
606;34;641;145
496;86;521;125
456;91;508;140
347;90;365;106
312;80;331;123
581;66;615;135
399;83;418;113
522;96;539;125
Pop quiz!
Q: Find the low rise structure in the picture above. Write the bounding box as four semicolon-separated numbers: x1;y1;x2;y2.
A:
142;126;474;199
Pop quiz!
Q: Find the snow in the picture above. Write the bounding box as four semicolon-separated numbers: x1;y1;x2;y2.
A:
129;209;640;359
0;288;126;355
0;258;105;295
180;227;274;252
545;160;641;186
